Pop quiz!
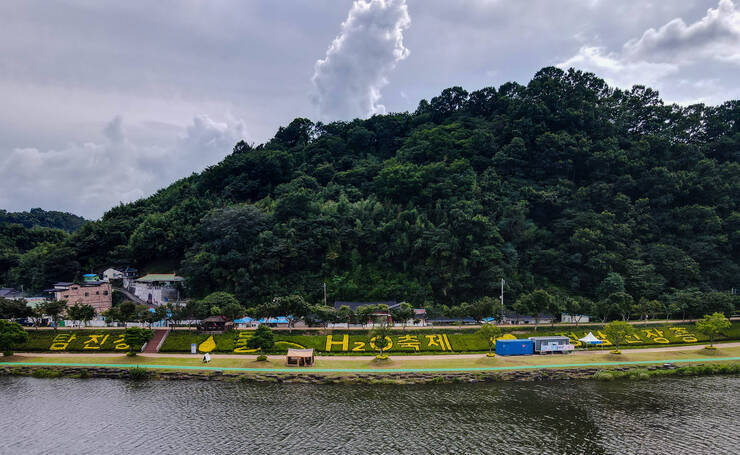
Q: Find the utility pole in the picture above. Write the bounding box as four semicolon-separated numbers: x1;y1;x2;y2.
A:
500;278;505;323
323;282;327;307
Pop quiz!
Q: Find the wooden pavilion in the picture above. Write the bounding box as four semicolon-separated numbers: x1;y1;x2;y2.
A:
199;315;234;334
286;348;315;367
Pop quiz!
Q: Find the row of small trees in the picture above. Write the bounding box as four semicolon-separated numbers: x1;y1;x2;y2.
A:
0;297;96;330
177;288;737;330
597;313;732;353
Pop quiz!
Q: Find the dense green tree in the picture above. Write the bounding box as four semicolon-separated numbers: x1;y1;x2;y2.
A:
477;322;503;355
596;273;626;300
369;320;392;358
38;300;67;331
391;302;414;329
0;208;86;232
695;312;731;348
0;320;29;355
513;290;554;330
66;303;95;327
123;327;154;356
247;325;275;356
603;320;635;354
0;298;32;319
337;305;354;329
222;302;246;321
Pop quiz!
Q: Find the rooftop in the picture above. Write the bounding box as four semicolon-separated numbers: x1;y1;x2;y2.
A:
135;273;184;283
287;348;314;357
0;288;21;298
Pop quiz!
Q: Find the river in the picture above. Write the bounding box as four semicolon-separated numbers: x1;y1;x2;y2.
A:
0;375;738;454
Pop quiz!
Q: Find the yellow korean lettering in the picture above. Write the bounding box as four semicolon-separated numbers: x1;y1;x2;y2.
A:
397;334;421;351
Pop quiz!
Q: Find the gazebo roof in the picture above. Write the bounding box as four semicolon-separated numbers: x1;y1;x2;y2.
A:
135;273;184;283
287;348;314;358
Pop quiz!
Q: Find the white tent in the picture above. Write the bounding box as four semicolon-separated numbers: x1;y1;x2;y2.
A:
579;332;603;345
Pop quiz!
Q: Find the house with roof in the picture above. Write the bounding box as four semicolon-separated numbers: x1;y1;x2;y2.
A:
500;311;555;325
128;273;184;306
50;280;112;314
0;287;23;300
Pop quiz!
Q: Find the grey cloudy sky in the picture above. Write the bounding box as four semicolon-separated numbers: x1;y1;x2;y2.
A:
1;0;738;219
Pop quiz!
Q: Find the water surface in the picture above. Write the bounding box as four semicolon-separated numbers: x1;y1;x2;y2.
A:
1;376;738;454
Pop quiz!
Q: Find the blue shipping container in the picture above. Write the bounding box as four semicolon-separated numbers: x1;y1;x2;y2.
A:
495;339;534;356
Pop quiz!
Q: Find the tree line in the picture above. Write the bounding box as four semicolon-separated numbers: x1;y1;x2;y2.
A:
0;67;737;318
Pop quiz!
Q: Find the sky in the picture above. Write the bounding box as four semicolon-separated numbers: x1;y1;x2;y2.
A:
1;0;738;219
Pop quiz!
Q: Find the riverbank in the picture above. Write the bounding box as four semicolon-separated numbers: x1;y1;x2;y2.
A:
2;345;739;384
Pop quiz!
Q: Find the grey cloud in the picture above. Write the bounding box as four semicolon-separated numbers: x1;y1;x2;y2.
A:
0;115;246;219
557;0;740;104
1;1;737;218
311;0;411;120
103;115;125;144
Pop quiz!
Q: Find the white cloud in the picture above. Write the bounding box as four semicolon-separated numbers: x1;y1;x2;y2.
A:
0;115;246;219
558;0;740;103
623;0;740;64
558;46;679;88
311;0;411;120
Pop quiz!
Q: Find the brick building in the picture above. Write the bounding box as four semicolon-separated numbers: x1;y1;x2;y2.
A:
53;281;112;314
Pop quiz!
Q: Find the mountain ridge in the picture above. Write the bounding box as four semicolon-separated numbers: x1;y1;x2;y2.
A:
3;67;738;317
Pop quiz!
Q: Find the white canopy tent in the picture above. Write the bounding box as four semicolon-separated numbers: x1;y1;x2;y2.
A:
579;332;603;345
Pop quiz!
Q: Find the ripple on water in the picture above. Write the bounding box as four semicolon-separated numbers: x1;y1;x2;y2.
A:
0;376;738;454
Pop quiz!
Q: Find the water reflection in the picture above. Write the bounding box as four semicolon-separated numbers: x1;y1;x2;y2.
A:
0;376;737;454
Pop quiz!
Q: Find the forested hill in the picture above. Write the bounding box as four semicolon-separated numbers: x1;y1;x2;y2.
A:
0;208;86;233
5;67;739;313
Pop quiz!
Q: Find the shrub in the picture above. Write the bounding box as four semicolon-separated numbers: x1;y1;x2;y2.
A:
593;370;615;381
3;351;13;357
256;354;268;361
31;368;61;378
128;366;150;380
124;327;154;356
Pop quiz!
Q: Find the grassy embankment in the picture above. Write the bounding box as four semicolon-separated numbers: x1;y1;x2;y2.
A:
6;345;740;374
15;322;740;355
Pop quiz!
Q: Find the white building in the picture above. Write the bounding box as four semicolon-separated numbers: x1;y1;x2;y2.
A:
129;273;183;306
102;268;124;281
561;313;590;324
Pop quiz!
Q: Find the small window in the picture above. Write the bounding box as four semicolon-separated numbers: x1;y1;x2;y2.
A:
71;286;78;290
96;291;100;295
103;290;109;295
64;295;69;298
84;292;89;297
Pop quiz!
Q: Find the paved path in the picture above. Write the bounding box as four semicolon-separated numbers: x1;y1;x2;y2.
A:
3;356;739;374
14;342;740;361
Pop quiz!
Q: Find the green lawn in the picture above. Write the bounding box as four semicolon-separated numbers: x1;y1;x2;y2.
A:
7;345;739;373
